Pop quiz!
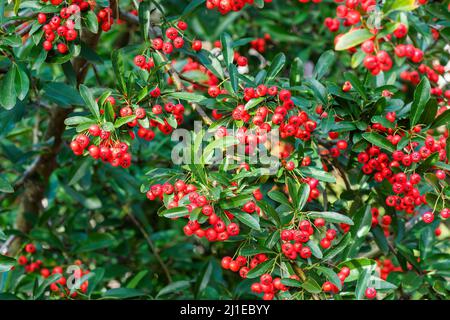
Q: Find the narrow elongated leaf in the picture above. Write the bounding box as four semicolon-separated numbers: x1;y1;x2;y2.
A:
308;211;353;225
362;132;395;152
290;57;303;86
160;206;189;218
220;33;233;67
232;210;260;231
0;66;16;109
265;53;285;83
335;29;374;51
314;50;335;80
268;190;292;207
246;259;274;279
0;254;15;272
79;85;100;120
410;77;431;127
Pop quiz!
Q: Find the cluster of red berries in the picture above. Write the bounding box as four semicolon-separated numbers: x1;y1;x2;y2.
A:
250;273;296;301
400;62;445;87
324;0;376;32
206;0;272;15
280;219;339;260
48;261;90;299
37;1;113;54
376;258;403;280
150;21;203;54
357;126;447;214
322;266;350;294
213;86;317;143
16;243;90;298
250;34;271;53
370;208;392;236
325;0;434;77
133;54;154;71
17;243;40;273
70;129;132;169
68;87;185;167
96;7;114;32
221;255;255;278
146;181;249;242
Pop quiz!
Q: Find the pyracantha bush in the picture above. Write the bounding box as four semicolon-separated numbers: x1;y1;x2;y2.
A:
0;0;449;301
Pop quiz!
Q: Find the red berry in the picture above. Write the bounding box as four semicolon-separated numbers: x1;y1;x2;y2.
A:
365;287;377;299
192;40;202;51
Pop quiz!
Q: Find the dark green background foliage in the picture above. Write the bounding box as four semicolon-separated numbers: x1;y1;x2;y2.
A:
0;0;449;300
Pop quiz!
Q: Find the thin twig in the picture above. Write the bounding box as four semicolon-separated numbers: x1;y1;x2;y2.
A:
126;210;173;283
156;51;213;125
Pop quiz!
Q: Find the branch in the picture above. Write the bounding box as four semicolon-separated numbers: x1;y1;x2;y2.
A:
126;210;172;283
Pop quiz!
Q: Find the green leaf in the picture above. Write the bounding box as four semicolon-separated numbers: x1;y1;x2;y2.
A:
0;254;15;272
287;178;299;209
362;132;395;152
246;259;274;279
202;136;238;162
431;109;450;129
323;233;352;261
257;200;281;226
344;72;367;100
138;1;151;41
290;57;304;86
85;10;98;33
307;240;323;259
338;258;377;282
64;116;95;126
156;280;191;298
314;50;335;80
316;266;342;290
43;82;84;107
265;53;285;83
355;265;374;300
335;29;374;51
220;33;233;67
0;176;13;193
244;97;264;111
231;210;260;231
14;64;29;101
79;85;100;120
383;0;418;14
103;288;147;299
111;50;127;94
34;274;61;299
160;206;189;219
297;183;310;210
308;211;353;225
165;92;206;103
372;226;389;254
114;115;136;128
267;190;292;207
75;233;116;253
0;66;16;109
229;64;239;93
299;167;336;183
182;0;205;15
126;271;149;289
301;278;321;294
410;77;431;127
240;246;274;256
280;278;302;288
